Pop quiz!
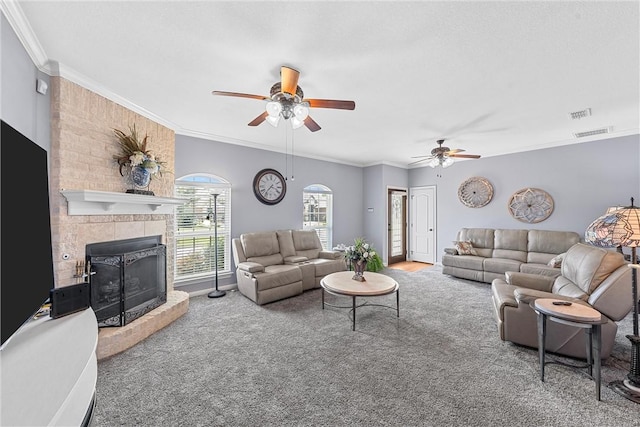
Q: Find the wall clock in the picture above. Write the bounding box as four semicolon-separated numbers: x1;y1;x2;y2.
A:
253;168;286;205
458;177;494;208
508;187;554;223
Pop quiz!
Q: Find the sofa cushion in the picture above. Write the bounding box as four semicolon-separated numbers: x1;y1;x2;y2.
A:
442;254;484;270
276;229;296;258
520;263;561;277
483;257;523;275
457;228;494;257
246;253;284;267
493;229;528;262
256;265;302;291
546;253;565;268
559;243;626;294
454;241;477;255
292;230;321;259
241;232;280;258
292;230;320;250
527;230;580;264
552;276;588;300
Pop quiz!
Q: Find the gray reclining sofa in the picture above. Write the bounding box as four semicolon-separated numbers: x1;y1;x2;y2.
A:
232;229;346;305
442;228;581;284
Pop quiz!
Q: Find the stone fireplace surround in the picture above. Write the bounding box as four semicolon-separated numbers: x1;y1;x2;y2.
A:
49;77;188;360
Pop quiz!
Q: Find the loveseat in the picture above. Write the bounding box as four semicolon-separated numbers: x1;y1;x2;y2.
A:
491;243;632;359
231;229;346;305
442;228;581;284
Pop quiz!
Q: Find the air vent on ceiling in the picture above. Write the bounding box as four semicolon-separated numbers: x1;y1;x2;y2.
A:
573;127;612;138
568;108;591;120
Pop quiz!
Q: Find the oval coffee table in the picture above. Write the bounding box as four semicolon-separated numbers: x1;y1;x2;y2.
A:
320;271;399;331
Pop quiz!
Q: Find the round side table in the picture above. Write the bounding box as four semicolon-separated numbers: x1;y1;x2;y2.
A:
533;298;606;401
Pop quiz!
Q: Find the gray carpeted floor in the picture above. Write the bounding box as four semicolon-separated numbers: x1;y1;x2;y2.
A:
93;266;640;426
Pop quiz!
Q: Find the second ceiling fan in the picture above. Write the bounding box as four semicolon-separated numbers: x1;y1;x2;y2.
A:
212;65;355;132
410;139;481;168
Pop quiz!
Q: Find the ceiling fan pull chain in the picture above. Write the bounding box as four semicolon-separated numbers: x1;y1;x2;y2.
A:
284;122;289;180
291;128;295;181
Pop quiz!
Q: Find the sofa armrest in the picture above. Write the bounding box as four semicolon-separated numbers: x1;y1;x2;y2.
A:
444;247;458;255
513;288;555;306
319;251;342;260
237;262;264;274
505;271;554;292
284;256;308;264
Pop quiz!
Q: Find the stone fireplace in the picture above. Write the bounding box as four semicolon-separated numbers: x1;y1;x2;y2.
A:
48;76;189;360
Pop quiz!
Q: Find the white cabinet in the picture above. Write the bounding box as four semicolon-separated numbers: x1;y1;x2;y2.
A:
1;308;98;426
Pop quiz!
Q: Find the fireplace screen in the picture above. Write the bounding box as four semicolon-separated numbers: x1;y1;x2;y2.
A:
86;236;167;327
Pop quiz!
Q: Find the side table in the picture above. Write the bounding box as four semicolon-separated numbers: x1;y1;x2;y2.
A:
533;298;606;401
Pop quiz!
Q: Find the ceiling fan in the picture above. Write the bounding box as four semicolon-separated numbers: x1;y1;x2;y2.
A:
409;139;481;168
212;65;355;132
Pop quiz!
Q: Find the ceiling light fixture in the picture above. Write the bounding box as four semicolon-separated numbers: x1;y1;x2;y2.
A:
263;83;311;130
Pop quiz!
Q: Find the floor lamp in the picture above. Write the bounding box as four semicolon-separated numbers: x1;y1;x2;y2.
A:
208;192;226;298
585;197;639;403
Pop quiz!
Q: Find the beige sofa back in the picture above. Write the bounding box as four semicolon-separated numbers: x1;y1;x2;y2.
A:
527;230;581;264
240;231;284;267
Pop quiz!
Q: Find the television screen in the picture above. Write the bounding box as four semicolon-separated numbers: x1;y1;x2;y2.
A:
1;120;55;347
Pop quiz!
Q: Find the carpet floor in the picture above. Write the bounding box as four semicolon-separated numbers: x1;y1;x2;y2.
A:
93;266;639;426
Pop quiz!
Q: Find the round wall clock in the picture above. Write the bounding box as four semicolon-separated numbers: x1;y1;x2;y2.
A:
508;187;554;223
458;177;494;208
253;168;286;205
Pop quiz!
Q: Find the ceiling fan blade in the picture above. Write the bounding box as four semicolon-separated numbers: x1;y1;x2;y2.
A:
408;158;431;166
304;116;321;132
248;111;268;127
281;66;300;96
306;99;356;110
446;148;465;154
449;153;481;159
410;155;432;159
212;91;269;101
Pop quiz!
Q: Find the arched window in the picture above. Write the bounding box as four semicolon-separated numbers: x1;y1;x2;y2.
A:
303;184;333;249
174;174;231;283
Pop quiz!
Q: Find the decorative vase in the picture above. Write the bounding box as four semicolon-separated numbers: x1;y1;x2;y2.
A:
352;260;367;281
126;166;154;195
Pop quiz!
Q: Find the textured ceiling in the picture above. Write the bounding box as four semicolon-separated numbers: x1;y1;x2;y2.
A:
6;1;640;167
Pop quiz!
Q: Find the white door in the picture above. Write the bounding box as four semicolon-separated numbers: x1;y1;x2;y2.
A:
410;186;436;263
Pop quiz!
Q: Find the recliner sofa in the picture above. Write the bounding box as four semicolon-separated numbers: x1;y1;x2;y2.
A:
232;229;346;305
442;228;581;283
491;242;632;360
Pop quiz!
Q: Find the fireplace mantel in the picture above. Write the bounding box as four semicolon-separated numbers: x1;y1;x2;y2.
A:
61;189;188;215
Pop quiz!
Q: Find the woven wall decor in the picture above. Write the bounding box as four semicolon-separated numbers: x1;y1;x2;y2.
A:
508;187;554;223
458;177;494;208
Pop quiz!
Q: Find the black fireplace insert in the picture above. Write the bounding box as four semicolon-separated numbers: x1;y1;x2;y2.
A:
86;236;167;327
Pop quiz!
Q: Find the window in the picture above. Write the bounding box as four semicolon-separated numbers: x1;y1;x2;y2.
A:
174;175;231;282
303;184;333;249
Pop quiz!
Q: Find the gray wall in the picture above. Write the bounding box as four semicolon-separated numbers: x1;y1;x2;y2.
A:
409;135;640;262
1;13;50;150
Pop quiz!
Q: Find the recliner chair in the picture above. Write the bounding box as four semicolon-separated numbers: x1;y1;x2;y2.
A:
491;243;632;360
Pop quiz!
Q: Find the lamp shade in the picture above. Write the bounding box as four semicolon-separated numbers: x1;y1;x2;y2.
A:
585;199;640;248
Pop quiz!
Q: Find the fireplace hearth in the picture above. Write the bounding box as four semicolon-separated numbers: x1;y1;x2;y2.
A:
86;236;167;327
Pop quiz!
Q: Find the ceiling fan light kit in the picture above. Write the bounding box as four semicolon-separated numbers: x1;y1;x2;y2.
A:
213;65;355;132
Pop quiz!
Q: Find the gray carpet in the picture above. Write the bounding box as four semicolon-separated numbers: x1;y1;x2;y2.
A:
93;266;640;426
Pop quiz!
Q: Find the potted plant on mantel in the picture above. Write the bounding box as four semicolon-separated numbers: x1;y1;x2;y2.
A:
113;124;167;195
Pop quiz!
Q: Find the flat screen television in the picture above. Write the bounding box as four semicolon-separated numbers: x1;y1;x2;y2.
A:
1;120;55;347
